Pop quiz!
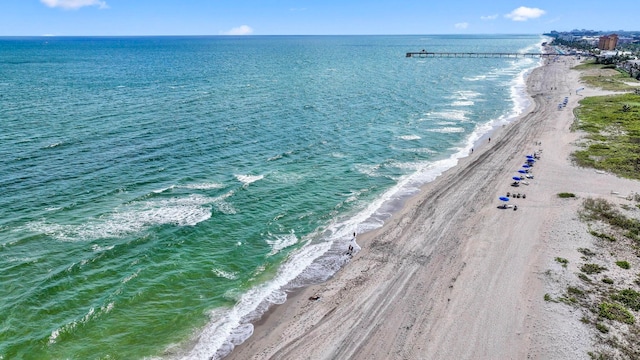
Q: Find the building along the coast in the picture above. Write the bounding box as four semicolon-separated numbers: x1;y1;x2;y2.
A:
598;34;619;50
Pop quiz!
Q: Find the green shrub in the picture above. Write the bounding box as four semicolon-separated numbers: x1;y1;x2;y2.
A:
555;257;569;268
596;323;609;333
589;230;616;242
578;273;592;283
578;247;596;257
602;277;614;284
568;286;585;297
558;192;576;198
572;93;640;179
581;263;607;274
581;198;640;239
616;260;631;269
599;302;635;324
612;289;640;311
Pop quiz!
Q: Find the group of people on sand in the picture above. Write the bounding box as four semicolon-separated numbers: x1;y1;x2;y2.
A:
346;232;356;256
502;145;543;211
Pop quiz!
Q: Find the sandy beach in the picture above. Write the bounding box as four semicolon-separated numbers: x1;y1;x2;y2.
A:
225;55;639;359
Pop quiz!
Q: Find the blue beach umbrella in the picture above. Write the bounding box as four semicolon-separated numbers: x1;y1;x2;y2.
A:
526;155;534;159
527;158;535;162
522;164;530;168
499;196;510;202
512;176;521;181
518;170;527;174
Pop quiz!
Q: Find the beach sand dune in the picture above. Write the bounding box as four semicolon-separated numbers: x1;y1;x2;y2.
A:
226;57;639;359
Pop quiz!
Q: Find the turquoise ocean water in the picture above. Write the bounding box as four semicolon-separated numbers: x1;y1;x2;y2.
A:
1;35;543;359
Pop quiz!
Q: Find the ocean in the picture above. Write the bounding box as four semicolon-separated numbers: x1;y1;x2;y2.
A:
0;34;543;359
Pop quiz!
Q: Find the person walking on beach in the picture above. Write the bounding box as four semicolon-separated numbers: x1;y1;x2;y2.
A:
346;232;357;256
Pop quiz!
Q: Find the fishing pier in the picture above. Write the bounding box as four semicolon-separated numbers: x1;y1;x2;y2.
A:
406;50;578;58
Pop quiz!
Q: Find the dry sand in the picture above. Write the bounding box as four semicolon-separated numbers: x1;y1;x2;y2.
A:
225;56;640;359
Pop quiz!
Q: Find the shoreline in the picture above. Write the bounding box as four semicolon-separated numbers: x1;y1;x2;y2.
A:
220;50;543;359
223;54;636;359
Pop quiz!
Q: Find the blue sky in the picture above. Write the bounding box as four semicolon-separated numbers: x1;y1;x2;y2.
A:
0;0;637;36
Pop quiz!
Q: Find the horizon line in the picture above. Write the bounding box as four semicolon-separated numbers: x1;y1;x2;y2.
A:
0;33;546;38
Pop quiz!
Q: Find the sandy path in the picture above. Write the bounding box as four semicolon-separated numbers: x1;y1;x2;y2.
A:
225;57;638;359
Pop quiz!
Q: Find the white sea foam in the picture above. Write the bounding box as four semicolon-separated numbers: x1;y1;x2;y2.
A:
354;163;381;178
398;135;421;141
235;174;264;187
388;145;435;154
102;302;114;313
153;182;224;193
48;301;117;346
181;182;225;190
91;244;114;252
44;142;62;148
426;110;467;121
49;328;61;345
463;74;487;81
116;196;212;228
387;161;422;171
7;256;39;263
215;201;237;215
82;307;95;323
454;90;482;99
25;193;230;241
267;154;282;161
266;231;298;256
122;270;140;284
451;100;474;107
48;307;95;345
152;185;175;194
212;268;239;280
344;188;369;204
428;127;465;133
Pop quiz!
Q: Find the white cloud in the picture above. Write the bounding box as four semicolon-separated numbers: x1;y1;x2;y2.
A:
40;0;108;10
505;6;545;21
480;14;499;21
454;22;469;30
221;25;254;36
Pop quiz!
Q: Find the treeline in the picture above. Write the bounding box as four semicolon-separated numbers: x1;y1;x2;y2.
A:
551;38;640;56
